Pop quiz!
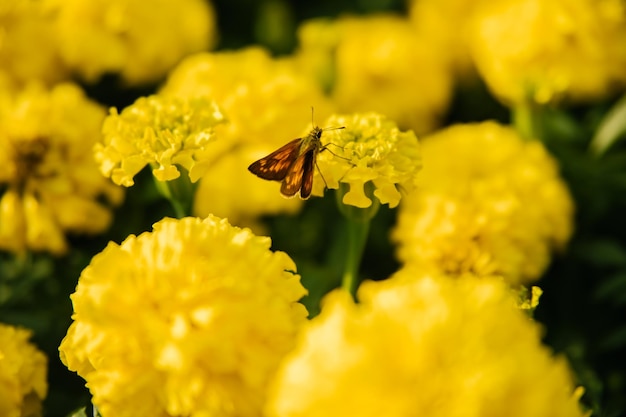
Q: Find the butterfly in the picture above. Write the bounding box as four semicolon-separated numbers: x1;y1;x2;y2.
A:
248;124;345;199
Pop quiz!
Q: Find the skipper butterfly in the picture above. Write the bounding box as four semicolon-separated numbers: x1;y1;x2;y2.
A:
248;109;345;200
248;118;344;199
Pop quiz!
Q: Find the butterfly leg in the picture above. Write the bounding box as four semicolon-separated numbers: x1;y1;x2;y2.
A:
321;144;353;162
315;160;329;191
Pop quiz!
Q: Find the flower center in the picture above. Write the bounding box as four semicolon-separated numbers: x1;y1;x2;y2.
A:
12;137;51;189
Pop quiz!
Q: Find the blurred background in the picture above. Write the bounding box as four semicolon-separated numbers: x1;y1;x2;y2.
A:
1;0;626;416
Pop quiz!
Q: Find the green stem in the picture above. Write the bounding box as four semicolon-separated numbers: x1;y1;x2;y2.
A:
512;101;541;141
151;165;196;218
167;191;188;219
335;182;379;299
341;217;370;298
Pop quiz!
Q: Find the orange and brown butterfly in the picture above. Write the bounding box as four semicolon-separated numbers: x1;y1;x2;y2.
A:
248;122;345;199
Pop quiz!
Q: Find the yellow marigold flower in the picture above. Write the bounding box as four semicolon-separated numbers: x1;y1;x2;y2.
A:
96;95;225;186
407;0;483;77
267;271;586;417
393;122;574;285
293;18;340;94
295;14;453;135
0;323;47;417
42;0;216;85
59;215;308;417
468;0;626;105
160;47;336;225
0;0;69;88
0;83;123;255
313;113;421;209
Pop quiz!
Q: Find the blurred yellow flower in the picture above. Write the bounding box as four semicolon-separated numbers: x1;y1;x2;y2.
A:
313;113;421;209
393;122;574;285
59;215;308;417
469;0;626;105
96;95;225;186
42;0;217;85
267;271;586;417
295;14;453;135
407;0;484;77
0;0;68;88
160;47;336;226
0;83;123;255
0;323;47;417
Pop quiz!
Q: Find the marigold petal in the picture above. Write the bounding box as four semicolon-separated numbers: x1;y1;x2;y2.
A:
0;190;26;253
23;192;67;255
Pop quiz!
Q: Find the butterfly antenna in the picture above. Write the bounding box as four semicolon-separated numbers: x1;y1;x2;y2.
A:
322;126;346;132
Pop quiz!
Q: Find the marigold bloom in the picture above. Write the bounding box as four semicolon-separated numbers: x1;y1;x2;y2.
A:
312;113;421;209
295;14;453;135
267;271;586;417
407;0;483;77
96;95;225;186
469;0;626;104
0;0;68;89
0;83;123;255
43;0;216;85
0;323;48;417
160;47;335;225
393;122;574;285
59;215;308;417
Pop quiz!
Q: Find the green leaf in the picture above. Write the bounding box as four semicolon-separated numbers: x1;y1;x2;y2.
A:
589;94;626;156
573;239;626;268
599;326;626;351
67;407;88;417
594;272;626;304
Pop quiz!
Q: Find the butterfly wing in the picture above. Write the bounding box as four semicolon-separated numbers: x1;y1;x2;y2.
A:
281;148;316;199
248;138;302;181
299;150;316;199
280;150;307;197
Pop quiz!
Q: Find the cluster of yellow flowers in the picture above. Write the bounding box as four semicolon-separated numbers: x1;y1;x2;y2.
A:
57;215;585;417
408;0;626;105
469;0;626;104
0;323;47;417
3;0;619;414
159;47;336;226
0;0;216;87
